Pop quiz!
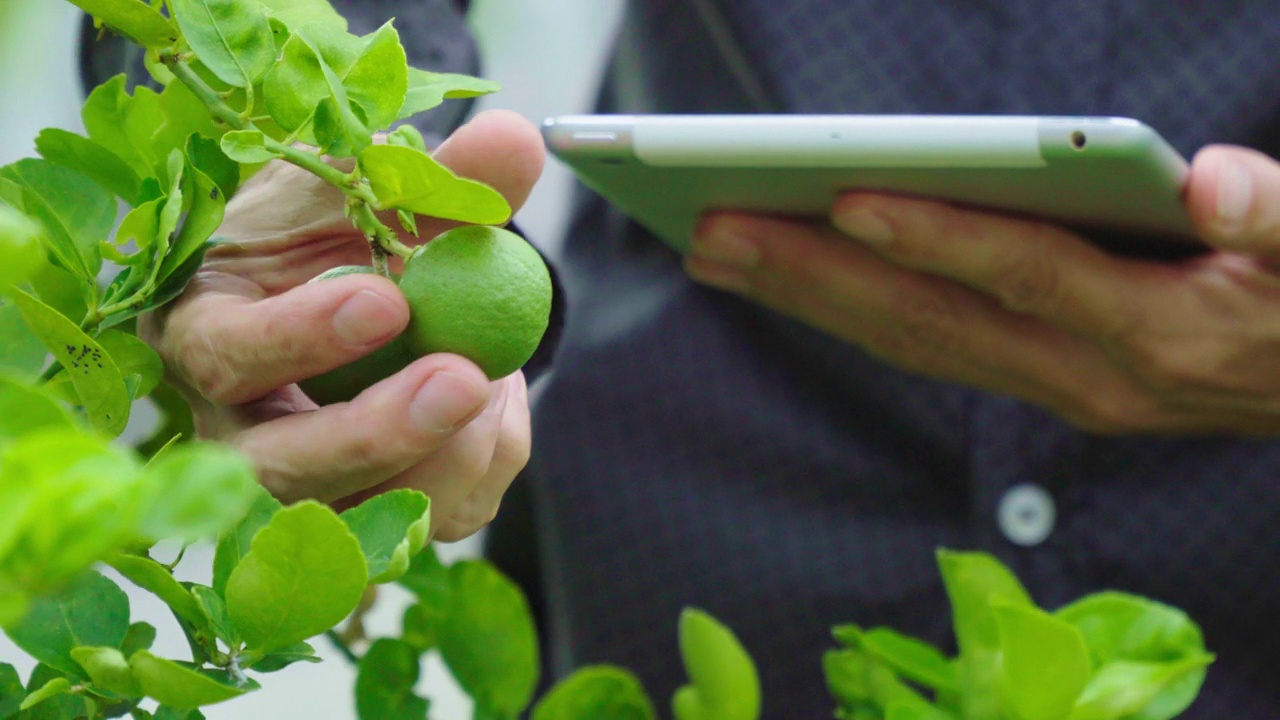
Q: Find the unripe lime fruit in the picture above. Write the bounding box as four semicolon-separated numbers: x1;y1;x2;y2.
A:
399;225;552;380
298;227;552;404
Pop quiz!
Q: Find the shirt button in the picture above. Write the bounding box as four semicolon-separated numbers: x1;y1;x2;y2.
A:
997;483;1056;547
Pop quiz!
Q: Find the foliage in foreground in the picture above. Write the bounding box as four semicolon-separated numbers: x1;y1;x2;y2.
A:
0;0;1213;718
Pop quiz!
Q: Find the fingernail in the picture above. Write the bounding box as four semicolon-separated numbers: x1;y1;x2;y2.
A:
691;226;760;269
1215;158;1253;235
332;290;402;346
410;371;486;432
835;207;895;246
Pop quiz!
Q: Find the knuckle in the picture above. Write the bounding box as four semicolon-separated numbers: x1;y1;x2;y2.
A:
175;330;241;404
867;294;966;372
988;243;1063;315
1127;341;1216;394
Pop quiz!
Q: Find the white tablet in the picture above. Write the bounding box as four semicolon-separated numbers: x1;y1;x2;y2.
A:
542;114;1197;254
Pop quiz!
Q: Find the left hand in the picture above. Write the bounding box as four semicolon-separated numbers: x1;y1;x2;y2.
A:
685;144;1280;436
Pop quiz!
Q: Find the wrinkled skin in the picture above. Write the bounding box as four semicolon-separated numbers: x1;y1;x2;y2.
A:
686;144;1280;436
140;110;546;541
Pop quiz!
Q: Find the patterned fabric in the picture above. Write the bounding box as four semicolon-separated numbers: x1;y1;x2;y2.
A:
528;2;1280;718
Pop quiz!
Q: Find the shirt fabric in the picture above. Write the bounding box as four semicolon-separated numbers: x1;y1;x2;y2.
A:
528;2;1280;719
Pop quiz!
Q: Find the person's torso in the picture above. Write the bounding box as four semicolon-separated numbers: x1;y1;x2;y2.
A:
531;2;1280;717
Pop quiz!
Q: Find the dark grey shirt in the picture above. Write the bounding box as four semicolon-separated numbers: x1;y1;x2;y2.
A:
531;3;1280;719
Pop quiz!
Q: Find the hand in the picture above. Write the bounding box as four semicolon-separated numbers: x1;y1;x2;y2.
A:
685;145;1280;436
139;110;546;541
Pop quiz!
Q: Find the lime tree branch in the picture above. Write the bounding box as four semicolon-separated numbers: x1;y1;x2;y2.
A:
157;52;415;265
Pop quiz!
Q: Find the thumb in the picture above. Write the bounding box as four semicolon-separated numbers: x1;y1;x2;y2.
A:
1185;144;1280;254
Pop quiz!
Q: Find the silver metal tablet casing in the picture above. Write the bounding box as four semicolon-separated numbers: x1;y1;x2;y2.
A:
542;115;1195;253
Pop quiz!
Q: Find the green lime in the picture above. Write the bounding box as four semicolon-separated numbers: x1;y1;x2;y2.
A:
298;266;415;405
400;225;552;380
298;226;552;403
0;205;45;285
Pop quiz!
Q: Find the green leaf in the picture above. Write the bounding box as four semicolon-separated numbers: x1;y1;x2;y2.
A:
339;489;431;583
188;586;238;648
0;297;47;376
936;550;1036;654
0;432;143;618
185;136;240;206
387;125;428;153
262;22;403;142
5;571;130;679
98;331;164;399
397;547;450;653
0;375;76;442
28;257;90;323
81;76;162;183
219;131;282;164
225;501;368;653
531;666;656;720
1056;592;1209;720
211;485;282;597
129;652;256;709
1055;592;1204;666
110;198;163;268
994;602;1090;720
0;201;43;285
311;61;372;158
170;0;276;88
305;22;408;131
834;624;957;694
437;560;539;719
247;642;320;673
159;157;226;283
18;677;71;712
354;639;427;720
822;649;946;718
255;0;347;32
106;555;208;635
673;608;760;720
154;707;206;720
34;129;142;206
71;647;141;698
18;665;89;720
936;550;1034;720
1067;655;1214;720
135;441;257;543
5;287;131;435
153;81;225;164
0;160;112;282
121;622;158;657
0;663;22;719
399;69;500;121
360;144;511;225
135;382;196;458
65;0;178;48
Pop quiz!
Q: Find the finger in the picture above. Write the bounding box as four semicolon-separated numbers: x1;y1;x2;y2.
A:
231;353;491;504
824;195;1169;342
410;109;546;240
156;271;409;405
685;217;1168;432
434;372;531;542
339;371;514;538
1185;144;1280;254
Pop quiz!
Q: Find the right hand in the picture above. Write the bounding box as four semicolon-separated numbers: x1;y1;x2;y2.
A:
138;110;547;542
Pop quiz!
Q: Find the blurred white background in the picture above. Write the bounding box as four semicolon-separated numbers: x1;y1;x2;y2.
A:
0;0;623;717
